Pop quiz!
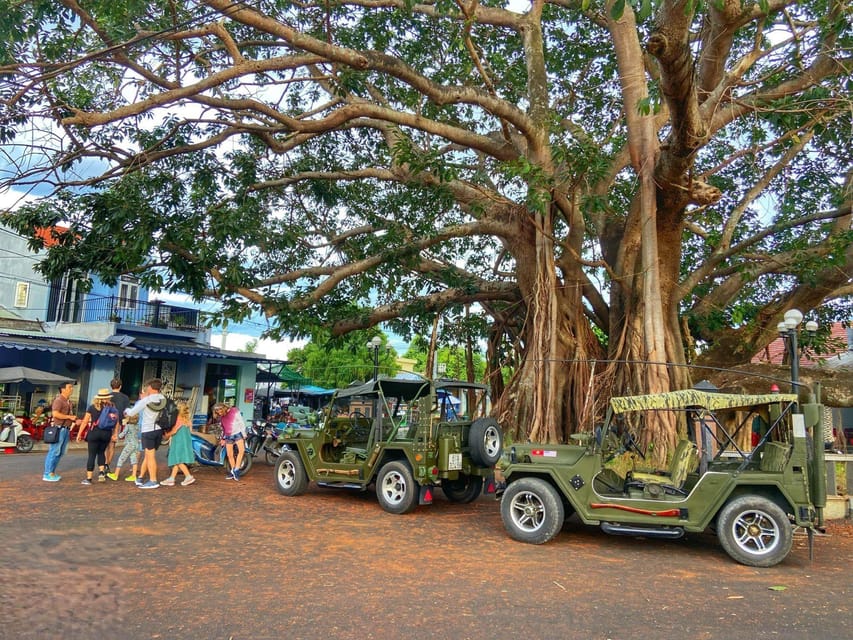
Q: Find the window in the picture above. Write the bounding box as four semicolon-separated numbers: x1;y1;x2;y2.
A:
118;276;139;309
14;282;29;308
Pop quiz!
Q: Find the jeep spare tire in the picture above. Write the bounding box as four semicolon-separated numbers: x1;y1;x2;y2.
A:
469;417;503;467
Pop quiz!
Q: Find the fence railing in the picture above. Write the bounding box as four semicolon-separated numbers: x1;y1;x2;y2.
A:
826;453;853;497
62;295;204;332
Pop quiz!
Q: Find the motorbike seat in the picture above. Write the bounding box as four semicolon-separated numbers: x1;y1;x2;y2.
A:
193;430;219;446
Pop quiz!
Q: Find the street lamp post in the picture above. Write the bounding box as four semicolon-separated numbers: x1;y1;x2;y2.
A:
776;309;818;392
367;335;383;381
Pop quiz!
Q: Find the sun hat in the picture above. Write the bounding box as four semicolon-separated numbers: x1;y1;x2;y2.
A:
94;388;113;401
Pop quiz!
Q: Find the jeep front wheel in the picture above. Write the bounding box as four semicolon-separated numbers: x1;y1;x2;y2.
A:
441;474;483;503
376;460;418;514
716;496;793;567
501;477;564;544
275;450;308;496
469;418;503;467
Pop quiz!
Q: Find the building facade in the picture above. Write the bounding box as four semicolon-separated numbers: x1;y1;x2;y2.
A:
0;223;264;423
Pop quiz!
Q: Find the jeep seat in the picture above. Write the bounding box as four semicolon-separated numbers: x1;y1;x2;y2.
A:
628;439;699;494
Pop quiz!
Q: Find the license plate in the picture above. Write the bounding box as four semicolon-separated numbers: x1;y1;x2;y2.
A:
448;453;462;470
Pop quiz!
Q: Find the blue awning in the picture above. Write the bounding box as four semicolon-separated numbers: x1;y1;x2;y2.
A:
130;337;227;359
0;334;147;359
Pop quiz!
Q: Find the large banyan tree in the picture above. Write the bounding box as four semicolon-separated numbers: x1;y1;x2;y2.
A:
1;1;850;460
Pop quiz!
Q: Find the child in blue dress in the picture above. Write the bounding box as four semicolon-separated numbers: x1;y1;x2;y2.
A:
160;401;196;486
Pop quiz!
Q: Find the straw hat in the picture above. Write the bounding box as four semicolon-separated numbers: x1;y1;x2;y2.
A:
94;388;113;401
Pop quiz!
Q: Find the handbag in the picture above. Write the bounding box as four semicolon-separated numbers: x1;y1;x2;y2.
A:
43;424;60;444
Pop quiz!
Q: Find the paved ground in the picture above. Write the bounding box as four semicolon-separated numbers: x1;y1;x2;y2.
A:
0;447;851;640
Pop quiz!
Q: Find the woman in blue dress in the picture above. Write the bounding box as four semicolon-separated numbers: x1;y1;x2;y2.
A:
161;401;196;486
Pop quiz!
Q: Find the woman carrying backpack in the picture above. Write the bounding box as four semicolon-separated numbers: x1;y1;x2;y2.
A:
78;388;120;485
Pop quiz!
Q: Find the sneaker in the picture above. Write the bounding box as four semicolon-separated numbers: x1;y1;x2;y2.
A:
81;478;92;485
232;468;240;480
106;472;118;481
226;470;239;481
160;477;176;486
135;478;144;487
181;475;196;487
42;474;61;482
138;480;160;489
124;475;137;482
98;472;106;483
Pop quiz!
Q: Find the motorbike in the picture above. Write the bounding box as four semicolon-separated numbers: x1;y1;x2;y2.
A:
0;413;34;453
190;429;253;475
246;420;285;465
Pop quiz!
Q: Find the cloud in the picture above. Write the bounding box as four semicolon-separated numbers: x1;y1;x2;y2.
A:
213;331;305;361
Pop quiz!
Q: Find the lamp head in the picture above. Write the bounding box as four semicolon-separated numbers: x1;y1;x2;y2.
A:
783;308;803;328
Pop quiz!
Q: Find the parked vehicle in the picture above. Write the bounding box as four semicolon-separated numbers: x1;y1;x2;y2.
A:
273;377;502;514
191;429;253;475
498;388;826;567
0;413;34;453
246;420;285;465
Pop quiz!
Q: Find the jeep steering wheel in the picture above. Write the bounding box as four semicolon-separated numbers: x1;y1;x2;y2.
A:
344;411;368;437
623;430;645;459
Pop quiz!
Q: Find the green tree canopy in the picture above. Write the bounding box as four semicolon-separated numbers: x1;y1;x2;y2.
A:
403;335;488;382
287;331;398;389
0;0;850;460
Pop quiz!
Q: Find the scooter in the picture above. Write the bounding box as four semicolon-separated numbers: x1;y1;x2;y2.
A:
0;413;34;453
190;429;253;476
245;420;285;465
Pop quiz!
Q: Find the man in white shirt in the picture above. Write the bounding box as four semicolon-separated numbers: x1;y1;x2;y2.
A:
125;378;166;489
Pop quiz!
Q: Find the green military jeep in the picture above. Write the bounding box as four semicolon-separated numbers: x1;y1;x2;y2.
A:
273;377;502;514
499;389;827;567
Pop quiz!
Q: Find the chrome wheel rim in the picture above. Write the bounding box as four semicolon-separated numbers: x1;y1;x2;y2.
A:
380;470;408;506
730;509;781;557
509;490;546;533
277;460;296;488
483;425;501;457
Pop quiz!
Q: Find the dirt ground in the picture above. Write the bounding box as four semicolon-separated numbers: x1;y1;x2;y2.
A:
1;448;851;640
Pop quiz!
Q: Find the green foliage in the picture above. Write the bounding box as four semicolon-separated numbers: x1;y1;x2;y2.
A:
287;331;399;390
403;335;488;382
0;0;850;384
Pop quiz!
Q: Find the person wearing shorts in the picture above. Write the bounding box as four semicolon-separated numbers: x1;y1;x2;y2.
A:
213;402;246;480
124;378;166;489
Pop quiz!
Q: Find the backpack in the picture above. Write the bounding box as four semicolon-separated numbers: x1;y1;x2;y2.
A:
97;405;120;430
154;397;179;432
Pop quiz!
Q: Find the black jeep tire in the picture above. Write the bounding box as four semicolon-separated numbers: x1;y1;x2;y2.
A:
376;460;418;514
275;450;308;496
500;477;565;544
716;495;793;567
469;418;503;467
16;434;34;453
441;474;484;503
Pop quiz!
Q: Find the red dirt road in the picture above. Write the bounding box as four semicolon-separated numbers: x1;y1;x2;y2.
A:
1;449;851;640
